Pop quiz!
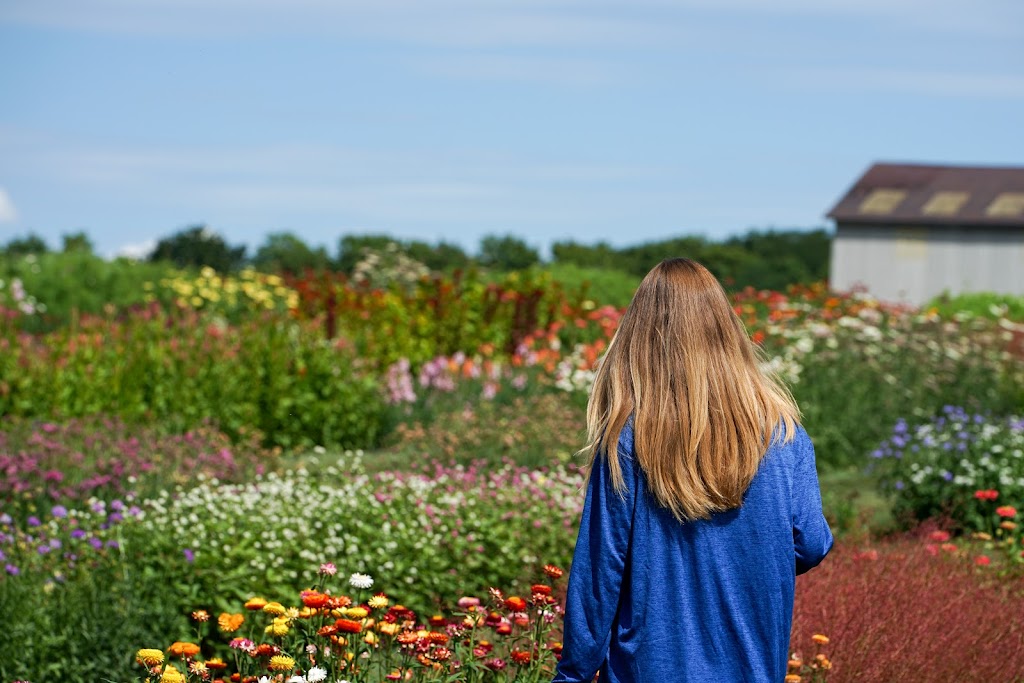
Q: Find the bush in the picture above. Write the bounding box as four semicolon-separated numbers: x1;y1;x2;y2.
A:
869;408;1024;530
0;305;389;451
926;291;1024;323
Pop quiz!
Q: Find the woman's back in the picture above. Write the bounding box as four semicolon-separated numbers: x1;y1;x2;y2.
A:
553;420;833;683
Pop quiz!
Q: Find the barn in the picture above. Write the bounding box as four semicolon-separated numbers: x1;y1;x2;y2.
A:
827;162;1024;305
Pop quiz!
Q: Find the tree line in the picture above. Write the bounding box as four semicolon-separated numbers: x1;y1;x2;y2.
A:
2;224;831;291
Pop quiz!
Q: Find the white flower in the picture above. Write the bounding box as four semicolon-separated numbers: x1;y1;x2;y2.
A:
307;667;328;683
349;572;374;590
286;677;307;683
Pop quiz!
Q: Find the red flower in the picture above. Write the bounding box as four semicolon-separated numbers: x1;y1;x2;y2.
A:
543;565;564;579
504;596;527;612
974;489;999;501
928;530;951;543
531;584;552;596
996;506;1017;518
335;619;363;633
301;591;329;609
975;555;991;566
510;649;532;665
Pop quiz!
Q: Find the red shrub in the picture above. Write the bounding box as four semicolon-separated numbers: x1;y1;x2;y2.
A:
792;540;1024;682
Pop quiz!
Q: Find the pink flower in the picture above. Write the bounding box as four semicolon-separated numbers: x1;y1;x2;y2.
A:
975;555;991;567
319;562;337;576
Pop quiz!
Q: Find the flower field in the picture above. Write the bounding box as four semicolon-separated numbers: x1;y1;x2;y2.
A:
2;263;1024;682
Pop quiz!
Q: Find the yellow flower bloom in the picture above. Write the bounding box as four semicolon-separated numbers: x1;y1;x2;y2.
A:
266;616;291;637
811;634;830;645
365;631;378;645
245;597;268;611
345;606;369;619
268;655;296;671
160;664;186;683
135;649;165;666
263;601;287;616
379;622;400;636
368;595;389;609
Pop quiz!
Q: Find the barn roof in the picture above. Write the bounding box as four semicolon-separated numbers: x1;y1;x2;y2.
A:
827;162;1024;226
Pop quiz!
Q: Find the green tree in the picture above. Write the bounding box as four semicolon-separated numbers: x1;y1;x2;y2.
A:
149;225;247;273
252;231;331;274
3;233;49;256
405;240;471;272
61;231;94;254
478;234;539;271
336;234;399;274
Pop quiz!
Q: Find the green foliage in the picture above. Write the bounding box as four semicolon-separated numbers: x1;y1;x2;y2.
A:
541;262;638;308
0;250;179;330
478;234;540;271
2;232;50;255
149;224;247;272
252;231;331;274
0;308;390;450
551;228;831;291
60;231;94;254
926;291;1024;323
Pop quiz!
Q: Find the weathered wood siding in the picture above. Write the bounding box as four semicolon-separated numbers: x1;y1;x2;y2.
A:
830;223;1024;304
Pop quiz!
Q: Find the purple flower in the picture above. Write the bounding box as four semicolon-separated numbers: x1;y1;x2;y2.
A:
942;471;954;481
27;516;40;527
894;481;904;490
88;537;102;550
106;540;119;549
71;529;86;539
183;548;195;563
51;505;67;518
0;513;11;525
5;564;19;576
108;512;124;524
37;544;50;555
128;506;142;517
110;499;125;512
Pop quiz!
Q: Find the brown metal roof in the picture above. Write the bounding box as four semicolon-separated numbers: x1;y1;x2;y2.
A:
826;162;1024;226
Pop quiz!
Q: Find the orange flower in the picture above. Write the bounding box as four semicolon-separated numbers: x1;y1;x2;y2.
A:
530;584;552;596
1001;521;1017;531
244;597;268;611
218;613;245;633
191;610;210;622
510;649;532;665
785;676;801;683
168;642;201;657
811;634;829;645
301;591;329;609
335;618;363;633
427;632;449;644
504;596;527;612
205;658;228;670
996;506;1017;518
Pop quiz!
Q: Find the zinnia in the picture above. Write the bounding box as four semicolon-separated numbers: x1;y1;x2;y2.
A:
996;506;1017;518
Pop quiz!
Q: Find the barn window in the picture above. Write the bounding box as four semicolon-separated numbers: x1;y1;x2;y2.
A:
858;189;907;215
922;191;969;216
985;192;1024;217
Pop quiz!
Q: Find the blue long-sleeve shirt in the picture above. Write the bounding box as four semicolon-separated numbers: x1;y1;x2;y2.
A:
554;421;833;683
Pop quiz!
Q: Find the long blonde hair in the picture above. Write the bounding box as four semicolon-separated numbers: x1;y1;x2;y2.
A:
584;257;800;521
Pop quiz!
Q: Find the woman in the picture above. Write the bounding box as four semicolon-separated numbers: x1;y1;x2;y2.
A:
553;258;833;682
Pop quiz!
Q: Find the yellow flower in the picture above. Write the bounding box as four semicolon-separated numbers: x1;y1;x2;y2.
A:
263;601;286;616
972;532;993;541
265;616;291;637
785;676;801;683
268;655;296;671
811;634;830;645
364;631;378;645
379;622;400;636
345;606;369;619
368;595;389;609
245;597;268;611
135;649;164;666
160;664;186;683
218;612;245;632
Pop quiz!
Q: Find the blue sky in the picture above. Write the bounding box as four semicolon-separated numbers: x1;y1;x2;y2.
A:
0;0;1021;259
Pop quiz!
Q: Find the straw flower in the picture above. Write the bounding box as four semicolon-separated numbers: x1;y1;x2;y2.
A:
368;594;389;609
811;634;830;645
191;610;210;622
785;676;801;683
168;642;201;657
263;601;287;616
219;612;245;632
266;617;291;637
349;573;374;590
245;597;269;611
269;655;296;671
136;649;165;666
160;665;186;683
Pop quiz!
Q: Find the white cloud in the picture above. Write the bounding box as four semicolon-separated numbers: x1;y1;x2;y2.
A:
115;238;156;260
0;188;17;223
